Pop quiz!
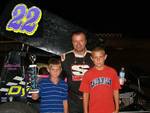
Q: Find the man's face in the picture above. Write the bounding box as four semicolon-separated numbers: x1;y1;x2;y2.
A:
72;33;87;52
91;51;107;68
47;64;62;78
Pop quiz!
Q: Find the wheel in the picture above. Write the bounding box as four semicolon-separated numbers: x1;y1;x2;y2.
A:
0;101;38;113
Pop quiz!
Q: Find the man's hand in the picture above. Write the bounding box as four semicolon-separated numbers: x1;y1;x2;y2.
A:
60;53;65;62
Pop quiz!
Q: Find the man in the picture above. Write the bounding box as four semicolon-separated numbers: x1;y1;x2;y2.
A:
61;31;93;113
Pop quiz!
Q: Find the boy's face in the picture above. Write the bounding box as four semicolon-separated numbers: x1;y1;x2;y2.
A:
91;50;107;68
47;64;62;78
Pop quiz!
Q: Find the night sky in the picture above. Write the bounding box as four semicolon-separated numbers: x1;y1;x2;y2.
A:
1;0;150;38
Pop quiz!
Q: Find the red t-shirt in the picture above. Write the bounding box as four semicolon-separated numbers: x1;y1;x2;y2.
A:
79;66;120;113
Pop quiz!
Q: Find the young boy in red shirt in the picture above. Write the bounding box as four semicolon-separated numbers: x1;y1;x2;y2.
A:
79;47;120;113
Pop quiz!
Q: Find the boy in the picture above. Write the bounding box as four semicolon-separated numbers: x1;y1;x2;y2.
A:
32;58;68;113
79;47;120;113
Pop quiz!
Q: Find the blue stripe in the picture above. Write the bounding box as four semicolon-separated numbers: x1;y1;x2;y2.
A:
39;79;68;113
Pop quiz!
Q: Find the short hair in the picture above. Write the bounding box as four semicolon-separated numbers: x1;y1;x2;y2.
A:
71;31;87;38
92;47;106;54
48;57;61;66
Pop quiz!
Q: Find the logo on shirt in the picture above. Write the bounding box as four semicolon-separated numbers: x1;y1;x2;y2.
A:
71;64;90;81
90;77;112;88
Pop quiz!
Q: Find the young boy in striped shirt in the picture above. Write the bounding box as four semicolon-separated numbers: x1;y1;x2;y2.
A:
32;57;68;113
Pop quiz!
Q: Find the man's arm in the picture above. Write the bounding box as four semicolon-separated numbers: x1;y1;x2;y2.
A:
63;100;68;113
32;93;39;100
83;92;89;113
113;90;119;113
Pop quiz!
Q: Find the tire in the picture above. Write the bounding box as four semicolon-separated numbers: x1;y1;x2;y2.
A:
0;102;38;113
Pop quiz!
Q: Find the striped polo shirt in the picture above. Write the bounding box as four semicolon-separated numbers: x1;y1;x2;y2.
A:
39;78;68;113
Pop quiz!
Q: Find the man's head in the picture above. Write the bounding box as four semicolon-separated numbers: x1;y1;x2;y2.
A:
71;31;87;53
47;58;62;78
91;47;107;69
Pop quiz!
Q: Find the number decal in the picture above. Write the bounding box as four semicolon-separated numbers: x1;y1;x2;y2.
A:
6;4;26;32
21;6;42;35
6;4;42;36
